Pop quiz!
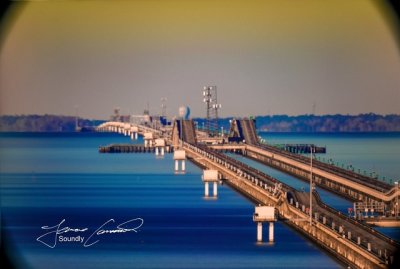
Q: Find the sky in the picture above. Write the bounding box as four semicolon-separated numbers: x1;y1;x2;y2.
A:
0;0;399;119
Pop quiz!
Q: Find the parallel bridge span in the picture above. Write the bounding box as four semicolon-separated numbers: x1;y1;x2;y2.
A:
244;144;400;205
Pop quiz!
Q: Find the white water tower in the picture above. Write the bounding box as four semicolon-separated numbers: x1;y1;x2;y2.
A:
179;106;190;119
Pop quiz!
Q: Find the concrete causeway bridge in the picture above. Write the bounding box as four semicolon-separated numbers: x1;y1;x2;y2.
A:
96;118;399;269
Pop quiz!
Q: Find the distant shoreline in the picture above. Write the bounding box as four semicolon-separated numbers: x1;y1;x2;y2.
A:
1;113;399;133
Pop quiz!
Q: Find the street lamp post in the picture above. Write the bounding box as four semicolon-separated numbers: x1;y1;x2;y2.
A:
395;181;399;219
310;145;314;226
203;87;212;135
212;103;222;136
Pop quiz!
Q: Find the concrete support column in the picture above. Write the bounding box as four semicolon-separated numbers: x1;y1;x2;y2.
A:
161;147;165;156
269;222;274;242
257;222;263;242
130;133;134;140
332;222;335;230
205;182;209;197
290;198;293;205
155;147;159;156
368;243;371;252
357;237;361;245
296;202;299;208
174;150;186;173
135;132;138;140
348;231;352;240
175;160;179;171
145;140;149;147
213;182;218;197
323;217;326;225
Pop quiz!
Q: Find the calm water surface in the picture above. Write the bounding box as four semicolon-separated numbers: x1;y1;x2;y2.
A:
1;132;399;268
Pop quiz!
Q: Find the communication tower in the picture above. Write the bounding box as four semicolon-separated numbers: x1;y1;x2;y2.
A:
202;86;222;136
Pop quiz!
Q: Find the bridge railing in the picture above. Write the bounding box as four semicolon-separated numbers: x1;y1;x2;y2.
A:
312;191;400;247
287;191;398;260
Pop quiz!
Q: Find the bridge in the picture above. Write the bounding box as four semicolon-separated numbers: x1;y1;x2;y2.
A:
209;118;399;215
96;118;399;269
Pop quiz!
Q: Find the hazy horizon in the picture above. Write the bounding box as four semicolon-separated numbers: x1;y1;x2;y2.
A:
2;112;400;121
1;0;400;119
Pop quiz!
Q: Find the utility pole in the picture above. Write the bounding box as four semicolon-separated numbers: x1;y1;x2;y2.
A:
310;145;314;226
395;181;399;218
74;105;79;132
161;97;167;118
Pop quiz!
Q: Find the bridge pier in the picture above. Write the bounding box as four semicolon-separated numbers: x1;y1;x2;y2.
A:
204;182;209;197
257;222;263;242
130;127;139;140
269;222;274;242
174;149;186;173
144;132;154;147
253;206;276;243
202;170;219;197
255;221;275;243
155;139;166;157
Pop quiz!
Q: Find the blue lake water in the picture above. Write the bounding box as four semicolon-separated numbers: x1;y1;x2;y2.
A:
1;132;399;268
